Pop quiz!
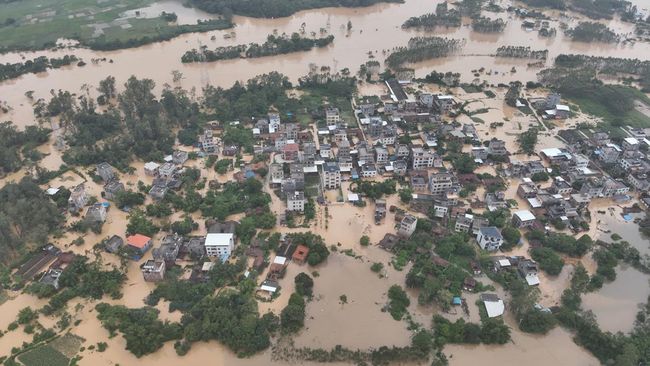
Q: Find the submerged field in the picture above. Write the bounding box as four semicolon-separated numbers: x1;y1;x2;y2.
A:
0;0;231;51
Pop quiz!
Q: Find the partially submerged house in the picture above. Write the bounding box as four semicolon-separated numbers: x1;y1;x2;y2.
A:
480;293;505;318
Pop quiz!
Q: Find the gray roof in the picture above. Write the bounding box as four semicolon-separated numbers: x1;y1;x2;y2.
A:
479;226;503;239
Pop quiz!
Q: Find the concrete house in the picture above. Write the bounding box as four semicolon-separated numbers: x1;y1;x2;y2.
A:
153;234;183;267
326;107;340;127
68;183;88;213
141;259;165;282
103;180;124;201
269;163;284;185
375;147;388;164
172;150;188;165
476;227;504;251
322;162;341;189
512;210;536;228
517;259;540;286
144;162;161;176
487;138;508;156
455;214;473;233
429;173;454;196
199;130;219;155
398;214;418;238
126;234;153;259
411;147;435;169
205;233;235;259
287;191;305;212
104;235;124;254
85;203;107;223
96;162;115;182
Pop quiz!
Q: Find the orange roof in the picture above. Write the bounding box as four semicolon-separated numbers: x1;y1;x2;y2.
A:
126;234;152;249
292;244;310;262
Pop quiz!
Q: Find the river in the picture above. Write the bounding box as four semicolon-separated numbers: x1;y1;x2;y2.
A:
2;0;650;129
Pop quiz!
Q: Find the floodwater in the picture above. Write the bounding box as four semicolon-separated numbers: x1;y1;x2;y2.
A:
582;265;650;333
446;326;598;366
2;0;650;129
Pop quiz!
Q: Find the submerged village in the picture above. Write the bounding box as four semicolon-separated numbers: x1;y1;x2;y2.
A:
1;0;650;365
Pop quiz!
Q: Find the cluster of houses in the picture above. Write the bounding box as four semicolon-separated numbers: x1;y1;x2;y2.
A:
96;219;238;282
143;150;189;201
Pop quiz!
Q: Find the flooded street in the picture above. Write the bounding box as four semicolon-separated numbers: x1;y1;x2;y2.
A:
2;0;650;129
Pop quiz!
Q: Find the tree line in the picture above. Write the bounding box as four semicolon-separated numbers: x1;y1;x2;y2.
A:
471;17;506;33
402;2;461;29
565;21;619;43
0;55;79;82
189;0;402;18
181;33;334;63
496;46;548;60
385;37;464;69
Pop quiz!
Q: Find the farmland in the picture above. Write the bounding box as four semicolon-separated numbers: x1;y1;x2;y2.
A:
0;0;231;51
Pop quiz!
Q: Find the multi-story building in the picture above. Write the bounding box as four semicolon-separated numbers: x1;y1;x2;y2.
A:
429;173;454;195
68;183;88;213
287;191;305;212
550;176;572;195
476;227;503;251
398;215;418;238
376;147;388;164
199;130;219;155
205;233;235;259
322;162;341;189
141;259;165;282
96;162;115;182
85;203;107;222
270;163;284;185
326;107;340;127
411;147;435;169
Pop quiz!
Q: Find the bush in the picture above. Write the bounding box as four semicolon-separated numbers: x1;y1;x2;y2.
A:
371;262;384;273
387;285;410;320
281;293;306;333
294;273;314;297
360;235;370;246
531;247;564;275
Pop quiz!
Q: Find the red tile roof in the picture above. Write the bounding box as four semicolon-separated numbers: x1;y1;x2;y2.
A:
126;234;152;249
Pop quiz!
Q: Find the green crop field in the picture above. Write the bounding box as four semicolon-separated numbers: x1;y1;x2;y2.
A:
16;333;84;366
0;0;231;51
17;344;70;366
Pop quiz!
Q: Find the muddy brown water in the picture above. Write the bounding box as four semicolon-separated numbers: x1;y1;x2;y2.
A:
2;0;650;129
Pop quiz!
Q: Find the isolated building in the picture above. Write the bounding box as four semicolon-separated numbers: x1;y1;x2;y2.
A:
205;233;235;259
476;227;503;251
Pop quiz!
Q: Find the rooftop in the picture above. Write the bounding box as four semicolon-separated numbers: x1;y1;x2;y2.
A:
514;210;536;221
205;233;234;247
127;234;152;249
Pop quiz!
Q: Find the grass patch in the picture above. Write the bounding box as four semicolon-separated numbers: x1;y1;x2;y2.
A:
49;333;84;358
17;345;70;366
572;96;650;128
460;84;483;93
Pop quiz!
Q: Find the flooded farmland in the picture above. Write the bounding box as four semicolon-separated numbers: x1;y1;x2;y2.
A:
2;0;650;130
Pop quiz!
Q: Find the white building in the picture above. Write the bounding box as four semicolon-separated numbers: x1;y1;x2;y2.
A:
411;147;435;169
144;162;160;176
205;233;235;259
476;226;503;251
322;162;341;189
398;214;418;238
287;191;305;212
